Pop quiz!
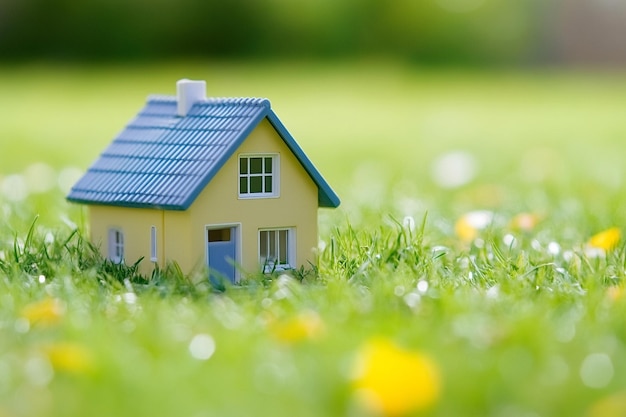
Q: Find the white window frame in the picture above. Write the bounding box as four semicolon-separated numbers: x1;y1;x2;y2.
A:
238;154;279;199
258;228;295;273
108;228;124;264
150;226;157;262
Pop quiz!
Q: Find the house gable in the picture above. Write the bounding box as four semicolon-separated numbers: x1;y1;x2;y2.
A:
175;118;319;273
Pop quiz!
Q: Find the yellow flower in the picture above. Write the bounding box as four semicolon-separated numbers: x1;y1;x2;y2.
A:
43;342;94;374
271;310;325;343
586;390;626;417
455;211;493;243
21;298;65;326
351;338;441;416
510;213;540;232
588;227;621;251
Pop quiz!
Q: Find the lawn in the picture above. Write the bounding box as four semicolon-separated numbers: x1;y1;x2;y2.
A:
2;61;626;417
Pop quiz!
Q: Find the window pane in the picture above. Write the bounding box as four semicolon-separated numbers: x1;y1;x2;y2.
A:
209;228;231;242
250;176;262;193
240;158;248;174
240;177;248;193
279;230;288;264
269;231;277;261
265;176;272;193
250;157;262;174
260;231;268;260
150;226;157;259
109;229;124;263
116;231;124;259
264;157;272;173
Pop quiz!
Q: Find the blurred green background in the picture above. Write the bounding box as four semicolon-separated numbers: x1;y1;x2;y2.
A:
2;0;626;229
1;0;542;64
2;0;626;65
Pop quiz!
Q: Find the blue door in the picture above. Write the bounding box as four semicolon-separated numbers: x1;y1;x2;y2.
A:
207;227;236;284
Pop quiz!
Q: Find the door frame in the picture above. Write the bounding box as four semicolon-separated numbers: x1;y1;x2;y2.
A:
205;223;242;283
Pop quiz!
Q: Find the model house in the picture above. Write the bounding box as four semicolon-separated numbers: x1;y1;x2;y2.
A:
67;79;340;282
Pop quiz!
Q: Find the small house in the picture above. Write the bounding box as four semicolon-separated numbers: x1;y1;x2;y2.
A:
67;79;340;282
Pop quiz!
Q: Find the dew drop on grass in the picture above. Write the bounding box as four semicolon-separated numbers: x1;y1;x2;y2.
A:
417;280;429;294
44;233;55;245
38;275;46;284
547;242;561;256
503;234;517;248
580;353;613;389
432;246;448;258
403;216;415;231
584;247;606;259
189;334;216;361
394;286;405;297
431;151;477;188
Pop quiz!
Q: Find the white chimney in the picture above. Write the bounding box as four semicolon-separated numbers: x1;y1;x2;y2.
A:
176;79;206;117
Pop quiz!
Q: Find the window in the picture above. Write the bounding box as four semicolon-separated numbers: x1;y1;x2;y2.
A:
259;228;294;272
150;226;157;262
239;154;278;198
108;228;124;264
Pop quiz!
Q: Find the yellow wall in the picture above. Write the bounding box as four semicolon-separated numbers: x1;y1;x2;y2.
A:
89;118;319;278
89;206;164;275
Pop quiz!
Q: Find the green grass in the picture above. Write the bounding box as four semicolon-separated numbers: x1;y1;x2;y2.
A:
2;61;626;416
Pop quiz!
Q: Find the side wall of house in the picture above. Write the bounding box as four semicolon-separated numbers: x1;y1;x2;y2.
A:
89;206;165;276
183;118;319;275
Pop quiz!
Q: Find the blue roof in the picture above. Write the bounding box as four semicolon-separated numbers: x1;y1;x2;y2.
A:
67;96;340;210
